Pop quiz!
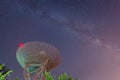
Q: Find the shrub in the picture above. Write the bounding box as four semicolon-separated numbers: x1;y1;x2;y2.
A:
45;72;77;80
0;64;13;80
0;64;78;80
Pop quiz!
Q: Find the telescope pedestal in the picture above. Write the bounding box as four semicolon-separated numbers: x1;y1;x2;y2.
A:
23;59;48;80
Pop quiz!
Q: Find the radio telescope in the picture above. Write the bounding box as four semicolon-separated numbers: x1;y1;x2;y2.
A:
16;41;61;80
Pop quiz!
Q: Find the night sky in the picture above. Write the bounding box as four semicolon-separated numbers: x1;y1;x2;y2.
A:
0;0;120;80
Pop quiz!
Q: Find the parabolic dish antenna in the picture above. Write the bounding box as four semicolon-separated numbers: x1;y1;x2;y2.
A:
16;41;61;80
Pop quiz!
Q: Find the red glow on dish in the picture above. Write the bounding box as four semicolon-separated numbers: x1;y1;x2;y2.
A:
19;43;24;48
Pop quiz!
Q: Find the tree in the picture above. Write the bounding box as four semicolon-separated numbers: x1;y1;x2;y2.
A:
45;72;77;80
0;64;13;80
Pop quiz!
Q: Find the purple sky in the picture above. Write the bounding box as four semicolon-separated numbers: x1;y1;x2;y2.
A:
0;0;120;80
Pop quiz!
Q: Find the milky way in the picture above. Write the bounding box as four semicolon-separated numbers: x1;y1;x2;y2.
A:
0;0;120;80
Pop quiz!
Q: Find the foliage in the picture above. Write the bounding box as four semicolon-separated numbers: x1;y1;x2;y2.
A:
14;72;77;80
57;73;72;80
15;77;20;80
45;72;55;80
0;64;78;80
0;64;13;80
45;72;77;80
